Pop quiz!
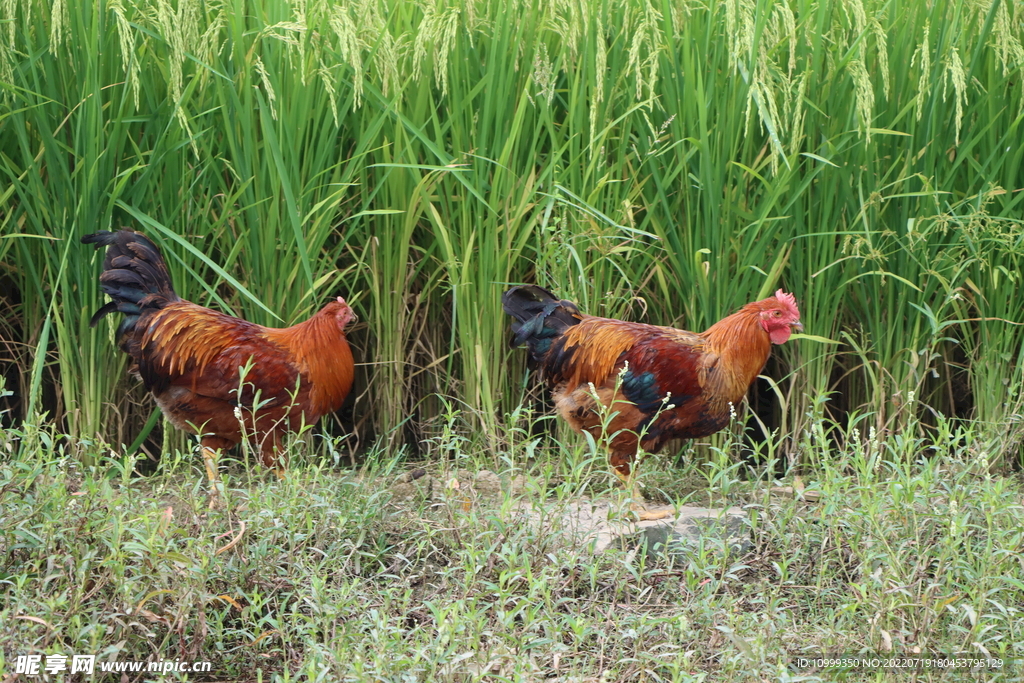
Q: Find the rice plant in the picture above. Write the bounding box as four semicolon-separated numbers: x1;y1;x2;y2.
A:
0;0;1022;466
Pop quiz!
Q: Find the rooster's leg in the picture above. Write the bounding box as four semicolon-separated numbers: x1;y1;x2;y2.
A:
260;438;287;480
200;436;234;510
612;466;641;500
201;446;222;509
612;457;673;522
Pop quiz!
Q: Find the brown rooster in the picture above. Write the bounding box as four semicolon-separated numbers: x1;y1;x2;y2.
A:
503;285;801;517
83;230;355;494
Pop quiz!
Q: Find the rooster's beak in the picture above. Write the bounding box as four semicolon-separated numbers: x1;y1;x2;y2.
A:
791;322;804;333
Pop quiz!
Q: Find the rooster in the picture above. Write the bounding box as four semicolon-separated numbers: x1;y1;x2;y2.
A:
83;230;355;495
503;285;801;517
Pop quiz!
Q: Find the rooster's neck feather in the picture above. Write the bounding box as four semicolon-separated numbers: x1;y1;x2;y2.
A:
263;307;355;415
700;309;772;401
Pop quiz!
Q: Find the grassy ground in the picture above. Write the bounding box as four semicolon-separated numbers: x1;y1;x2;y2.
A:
2;413;1022;682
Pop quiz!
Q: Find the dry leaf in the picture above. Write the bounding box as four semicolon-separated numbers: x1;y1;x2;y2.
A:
14;615;52;629
214;594;243;610
215;521;246;555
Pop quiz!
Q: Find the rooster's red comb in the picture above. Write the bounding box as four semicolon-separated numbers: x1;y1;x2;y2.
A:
774;289;800;318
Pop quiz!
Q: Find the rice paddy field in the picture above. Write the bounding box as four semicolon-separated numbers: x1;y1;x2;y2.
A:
2;0;1024;680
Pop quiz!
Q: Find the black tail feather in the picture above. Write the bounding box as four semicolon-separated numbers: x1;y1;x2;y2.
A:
87;301;123;327
82;230;180;336
502;285;582;362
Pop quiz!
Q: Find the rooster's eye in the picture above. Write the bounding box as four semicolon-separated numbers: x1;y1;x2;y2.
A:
774;310;782;317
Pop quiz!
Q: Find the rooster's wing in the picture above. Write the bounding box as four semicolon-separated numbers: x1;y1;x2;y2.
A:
132;302;304;410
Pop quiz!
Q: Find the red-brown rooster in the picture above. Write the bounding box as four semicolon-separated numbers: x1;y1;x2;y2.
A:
504;285;801;517
83;230;355;495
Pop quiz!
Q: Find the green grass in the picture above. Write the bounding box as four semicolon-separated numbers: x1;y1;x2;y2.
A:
2;408;1022;682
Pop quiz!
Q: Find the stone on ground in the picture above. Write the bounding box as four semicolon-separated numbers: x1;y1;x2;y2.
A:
550;501;751;560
